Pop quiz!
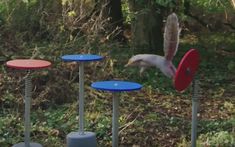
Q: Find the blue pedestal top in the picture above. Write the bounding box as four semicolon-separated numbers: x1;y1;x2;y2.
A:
91;80;142;92
61;54;103;62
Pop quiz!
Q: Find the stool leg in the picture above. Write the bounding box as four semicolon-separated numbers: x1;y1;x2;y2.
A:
191;79;199;147
112;93;119;147
24;73;32;147
79;62;85;134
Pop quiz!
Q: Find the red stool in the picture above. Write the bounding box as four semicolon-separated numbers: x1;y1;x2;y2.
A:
174;49;200;147
6;59;51;147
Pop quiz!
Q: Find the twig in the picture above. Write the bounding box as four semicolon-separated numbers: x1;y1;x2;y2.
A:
231;0;235;9
119;111;141;135
118;105;141;134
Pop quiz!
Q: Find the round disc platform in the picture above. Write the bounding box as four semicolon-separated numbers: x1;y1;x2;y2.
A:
174;49;200;92
67;131;97;147
61;54;103;62
6;59;51;70
12;142;42;147
91;80;143;92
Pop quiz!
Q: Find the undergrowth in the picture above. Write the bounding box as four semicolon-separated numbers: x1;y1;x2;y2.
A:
0;29;234;146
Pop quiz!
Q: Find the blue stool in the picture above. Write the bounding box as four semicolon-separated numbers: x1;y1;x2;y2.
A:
61;54;103;147
91;81;142;147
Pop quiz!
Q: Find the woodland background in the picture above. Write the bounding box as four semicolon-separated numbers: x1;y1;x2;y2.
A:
0;0;235;146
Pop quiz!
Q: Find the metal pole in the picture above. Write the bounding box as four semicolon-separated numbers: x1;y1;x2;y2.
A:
79;62;85;134
191;79;199;147
112;93;119;147
24;72;32;147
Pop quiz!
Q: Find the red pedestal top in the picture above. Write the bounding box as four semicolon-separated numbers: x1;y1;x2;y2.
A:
174;49;200;92
6;59;51;70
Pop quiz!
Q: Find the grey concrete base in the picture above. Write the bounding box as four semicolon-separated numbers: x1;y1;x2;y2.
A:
12;142;42;147
66;131;97;147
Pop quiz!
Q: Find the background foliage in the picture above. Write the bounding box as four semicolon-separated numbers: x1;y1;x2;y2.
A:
0;0;234;146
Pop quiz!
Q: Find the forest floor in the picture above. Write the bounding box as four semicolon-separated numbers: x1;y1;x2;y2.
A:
0;32;234;147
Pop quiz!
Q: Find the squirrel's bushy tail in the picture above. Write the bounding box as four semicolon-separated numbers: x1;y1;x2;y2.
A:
163;13;180;61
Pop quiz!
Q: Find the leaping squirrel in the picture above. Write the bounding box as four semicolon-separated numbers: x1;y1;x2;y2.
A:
125;13;181;79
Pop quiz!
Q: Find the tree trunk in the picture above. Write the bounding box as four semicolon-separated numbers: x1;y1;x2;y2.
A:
102;0;124;41
108;0;123;28
128;0;164;55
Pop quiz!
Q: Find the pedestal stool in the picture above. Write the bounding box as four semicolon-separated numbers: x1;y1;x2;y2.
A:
61;54;103;147
174;49;200;147
91;80;142;147
6;59;51;147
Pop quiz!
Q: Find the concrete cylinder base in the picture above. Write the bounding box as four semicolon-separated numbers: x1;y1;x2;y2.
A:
12;142;42;147
66;131;97;147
